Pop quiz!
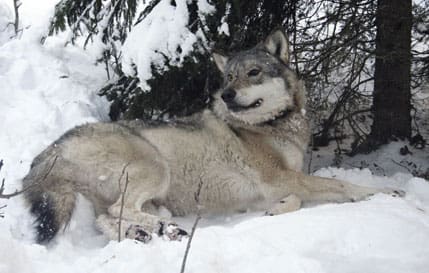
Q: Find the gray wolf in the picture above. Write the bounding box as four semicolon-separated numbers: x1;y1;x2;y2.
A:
23;30;402;243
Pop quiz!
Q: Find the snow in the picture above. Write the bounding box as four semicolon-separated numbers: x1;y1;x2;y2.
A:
0;1;429;273
0;1;14;45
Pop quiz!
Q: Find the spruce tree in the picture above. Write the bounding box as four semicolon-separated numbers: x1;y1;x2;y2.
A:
46;0;425;153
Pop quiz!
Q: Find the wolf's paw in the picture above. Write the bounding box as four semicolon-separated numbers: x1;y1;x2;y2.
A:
383;188;406;198
158;221;188;241
125;224;152;243
265;194;302;216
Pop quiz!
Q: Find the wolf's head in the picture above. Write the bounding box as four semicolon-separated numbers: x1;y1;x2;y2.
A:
212;30;305;125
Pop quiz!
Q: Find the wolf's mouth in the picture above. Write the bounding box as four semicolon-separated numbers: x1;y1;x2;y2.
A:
227;99;263;112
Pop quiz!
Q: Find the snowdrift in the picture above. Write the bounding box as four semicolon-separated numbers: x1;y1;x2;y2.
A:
0;1;428;273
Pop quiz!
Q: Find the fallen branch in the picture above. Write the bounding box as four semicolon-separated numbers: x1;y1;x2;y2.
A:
180;176;204;273
117;163;130;242
391;159;412;173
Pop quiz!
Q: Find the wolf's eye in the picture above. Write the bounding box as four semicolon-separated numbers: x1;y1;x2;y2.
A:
227;74;233;81
247;68;261;77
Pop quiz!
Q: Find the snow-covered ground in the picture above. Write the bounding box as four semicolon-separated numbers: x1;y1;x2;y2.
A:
0;1;428;273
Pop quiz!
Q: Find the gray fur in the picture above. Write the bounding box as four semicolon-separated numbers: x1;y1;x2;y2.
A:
23;30;402;243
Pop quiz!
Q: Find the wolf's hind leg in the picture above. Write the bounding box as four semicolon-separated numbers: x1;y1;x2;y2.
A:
102;160;187;242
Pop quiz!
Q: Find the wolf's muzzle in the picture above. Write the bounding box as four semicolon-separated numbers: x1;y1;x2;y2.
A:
221;89;236;103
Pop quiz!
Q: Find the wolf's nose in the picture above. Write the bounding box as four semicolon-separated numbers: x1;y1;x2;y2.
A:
221;89;236;102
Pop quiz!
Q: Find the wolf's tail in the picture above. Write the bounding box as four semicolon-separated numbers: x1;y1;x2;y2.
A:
23;153;76;243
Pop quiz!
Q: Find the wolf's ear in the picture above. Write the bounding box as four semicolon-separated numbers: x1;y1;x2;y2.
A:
264;30;289;64
212;52;228;73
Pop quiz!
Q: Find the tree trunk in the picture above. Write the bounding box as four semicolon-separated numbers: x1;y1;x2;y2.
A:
371;0;412;143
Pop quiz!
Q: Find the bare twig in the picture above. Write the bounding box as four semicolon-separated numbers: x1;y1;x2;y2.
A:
391;159;412;173
180;176;204;273
0;156;58;199
0;160;5;216
0;156;57;220
180;214;201;273
0;205;7;215
307;134;314;174
117;163;130;242
13;0;21;36
0;204;6;218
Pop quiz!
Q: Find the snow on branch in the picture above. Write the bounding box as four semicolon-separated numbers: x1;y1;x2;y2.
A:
47;0;139;47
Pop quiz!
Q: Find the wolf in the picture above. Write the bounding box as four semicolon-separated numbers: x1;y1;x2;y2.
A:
23;30;402;244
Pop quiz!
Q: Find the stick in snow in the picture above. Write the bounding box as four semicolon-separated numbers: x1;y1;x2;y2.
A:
180;176;204;273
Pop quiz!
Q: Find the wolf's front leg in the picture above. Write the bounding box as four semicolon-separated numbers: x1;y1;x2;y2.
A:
264;169;403;206
288;171;404;204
